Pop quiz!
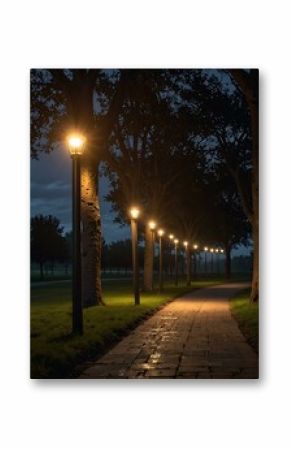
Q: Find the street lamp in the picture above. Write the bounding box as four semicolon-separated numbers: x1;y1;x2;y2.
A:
174;239;179;286
158;229;164;291
183;241;191;286
220;249;224;274
215;248;219;274
193;244;199;277
169;234;174;279
130;207;140;305
148;220;157;290
204;246;208;274
210;248;214;274
67;133;85;335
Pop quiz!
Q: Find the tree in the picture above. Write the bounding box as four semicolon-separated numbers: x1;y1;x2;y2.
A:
31;215;65;279
31;69;135;305
227;70;259;302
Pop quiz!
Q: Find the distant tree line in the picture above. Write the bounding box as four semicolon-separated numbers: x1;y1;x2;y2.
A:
31;214;252;280
31;215;72;279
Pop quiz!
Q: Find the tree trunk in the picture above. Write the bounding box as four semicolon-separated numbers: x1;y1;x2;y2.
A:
144;227;154;291
251;218;259;302
225;245;231;280
228;69;259;302
249;89;259;303
81;159;104;306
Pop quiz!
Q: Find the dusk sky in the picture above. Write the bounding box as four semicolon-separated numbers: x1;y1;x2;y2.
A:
31;146;250;256
31;147;130;243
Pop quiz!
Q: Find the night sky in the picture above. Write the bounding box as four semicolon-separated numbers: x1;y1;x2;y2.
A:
30;147;130;243
30;146;250;256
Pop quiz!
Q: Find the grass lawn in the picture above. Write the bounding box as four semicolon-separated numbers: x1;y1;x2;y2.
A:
31;278;224;379
229;288;259;353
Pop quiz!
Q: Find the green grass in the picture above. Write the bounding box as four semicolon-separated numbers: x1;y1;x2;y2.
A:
31;278;224;379
229;288;259;353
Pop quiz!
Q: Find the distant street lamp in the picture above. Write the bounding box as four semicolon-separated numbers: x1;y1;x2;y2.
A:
204;246;208;274
130;207;140;305
67;134;85;335
148;220;157;290
169;234;174;279
220;249;224;274
174;239;179;286
210;248;214;274
215;248;220;274
184;241;191;286
193;244;199;278
158;229;164;291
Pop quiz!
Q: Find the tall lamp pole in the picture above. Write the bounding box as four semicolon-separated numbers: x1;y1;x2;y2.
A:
193;244;198;278
215;248;219;274
148;220;157;290
220;249;224;274
158;229;164;291
130;207;140;305
204;246;208;275
67;134;85;335
184;241;190;286
210;248;214;275
174;239;179;286
169;234;174;279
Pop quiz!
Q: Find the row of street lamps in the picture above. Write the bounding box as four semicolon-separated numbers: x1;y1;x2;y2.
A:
66;133;225;334
129;206;225;306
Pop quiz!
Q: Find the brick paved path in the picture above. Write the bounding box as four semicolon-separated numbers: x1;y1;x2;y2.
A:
80;283;258;379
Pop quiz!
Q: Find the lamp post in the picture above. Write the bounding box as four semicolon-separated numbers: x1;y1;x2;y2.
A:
148;220;157;290
130;207;140;305
220;249;224;274
184;241;190;286
215;248;219;274
193;244;198;278
210;248;214;275
67;134;85;335
158;229;164;291
204;246;208;275
174;239;179;286
169;234;174;279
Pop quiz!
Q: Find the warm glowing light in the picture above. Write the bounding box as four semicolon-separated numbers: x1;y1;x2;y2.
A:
169;234;174;240
215;249;219;253
148;220;156;230
210;248;214;253
158;229;164;237
130;207;140;220
67;134;85;155
193;244;198;250
220;249;224;253
174;239;179;244
183;241;188;248
204;246;208;251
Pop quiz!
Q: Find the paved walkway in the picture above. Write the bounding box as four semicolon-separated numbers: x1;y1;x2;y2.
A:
80;283;258;379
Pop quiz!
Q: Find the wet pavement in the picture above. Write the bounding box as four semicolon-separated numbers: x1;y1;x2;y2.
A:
80;283;258;379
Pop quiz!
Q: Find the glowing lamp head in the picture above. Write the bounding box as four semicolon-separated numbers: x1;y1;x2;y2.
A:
204;246;208;251
220;249;224;253
210;248;214;253
169;234;174;240
148;220;156;230
215;249;219;253
193;244;198;250
158;229;164;237
174;239;179;244
67;134;85;155
183;241;188;248
130;207;140;220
